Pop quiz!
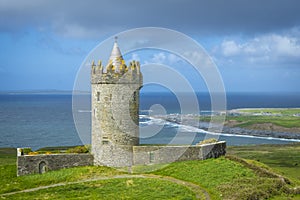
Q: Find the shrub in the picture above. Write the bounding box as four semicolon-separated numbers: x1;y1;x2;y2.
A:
197;138;218;145
28;151;39;155
22;148;32;155
66;146;89;154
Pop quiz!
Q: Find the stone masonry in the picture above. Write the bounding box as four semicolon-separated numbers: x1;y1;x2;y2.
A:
133;141;226;165
17;153;93;176
91;37;143;167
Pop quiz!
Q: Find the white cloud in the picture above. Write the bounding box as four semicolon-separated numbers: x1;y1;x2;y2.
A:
214;31;300;67
167;54;181;63
221;40;241;56
145;52;183;65
151;52;167;63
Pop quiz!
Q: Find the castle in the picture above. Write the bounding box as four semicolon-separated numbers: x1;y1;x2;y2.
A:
91;37;142;167
17;38;226;176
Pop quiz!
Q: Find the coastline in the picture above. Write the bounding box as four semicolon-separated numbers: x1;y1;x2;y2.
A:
157;108;300;140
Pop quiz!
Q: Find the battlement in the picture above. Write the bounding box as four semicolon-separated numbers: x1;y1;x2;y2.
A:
91;60;142;84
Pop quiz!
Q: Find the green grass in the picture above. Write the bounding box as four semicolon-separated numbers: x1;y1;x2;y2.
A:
154;157;263;199
227;143;300;184
271;194;300;200
0;165;123;194
239;108;300;115
3;178;197;200
153;156;300;199
200;108;300;129
1;146;299;199
226;115;300;128
131;163;169;173
0;148;16;166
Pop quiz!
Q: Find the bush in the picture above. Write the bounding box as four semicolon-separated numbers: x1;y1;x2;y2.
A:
197;138;218;145
22;148;32;155
28;151;39;155
66;146;89;154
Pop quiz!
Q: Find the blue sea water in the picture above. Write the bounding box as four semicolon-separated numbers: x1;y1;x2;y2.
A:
0;92;299;150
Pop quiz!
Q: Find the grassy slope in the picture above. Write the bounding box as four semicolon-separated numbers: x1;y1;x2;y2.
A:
4;178;197;200
227;143;300;200
1;145;300;199
0;149;197;199
0;148;16;165
153;157;256;199
227;143;300;183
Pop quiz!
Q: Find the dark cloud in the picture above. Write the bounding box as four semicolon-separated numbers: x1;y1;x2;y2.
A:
1;0;300;38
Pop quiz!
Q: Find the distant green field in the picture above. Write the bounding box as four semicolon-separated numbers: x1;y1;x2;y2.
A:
229;108;300;128
227;115;300;128
239;108;300;115
200;108;300;129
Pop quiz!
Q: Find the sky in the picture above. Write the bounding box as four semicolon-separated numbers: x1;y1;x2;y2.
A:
0;0;300;93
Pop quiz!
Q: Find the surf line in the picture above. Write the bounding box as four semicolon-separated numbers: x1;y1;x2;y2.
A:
141;115;300;143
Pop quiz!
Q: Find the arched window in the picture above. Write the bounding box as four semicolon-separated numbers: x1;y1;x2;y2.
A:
39;161;48;174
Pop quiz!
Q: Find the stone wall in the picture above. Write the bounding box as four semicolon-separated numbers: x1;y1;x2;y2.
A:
17;153;93;176
17;142;226;175
133;141;226;165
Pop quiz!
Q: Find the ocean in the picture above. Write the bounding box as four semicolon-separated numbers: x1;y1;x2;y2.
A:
0;92;300;150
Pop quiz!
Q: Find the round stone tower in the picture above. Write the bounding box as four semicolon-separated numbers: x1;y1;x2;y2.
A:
91;37;143;167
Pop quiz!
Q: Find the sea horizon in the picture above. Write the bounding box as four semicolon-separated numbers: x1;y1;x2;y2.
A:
0;92;299;150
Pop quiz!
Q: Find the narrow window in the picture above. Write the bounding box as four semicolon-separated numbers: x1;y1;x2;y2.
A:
149;152;154;163
133;91;136;101
102;141;109;145
102;136;109;145
97;92;100;101
110;94;112;101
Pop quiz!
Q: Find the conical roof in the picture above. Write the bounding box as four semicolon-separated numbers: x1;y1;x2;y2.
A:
108;37;123;70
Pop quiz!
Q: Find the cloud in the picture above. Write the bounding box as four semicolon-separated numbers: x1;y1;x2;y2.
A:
168;54;181;64
151;52;167;63
1;0;300;38
220;41;241;57
213;30;300;67
144;52;183;65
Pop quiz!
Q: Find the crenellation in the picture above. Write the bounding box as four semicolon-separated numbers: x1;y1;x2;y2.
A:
91;63;142;84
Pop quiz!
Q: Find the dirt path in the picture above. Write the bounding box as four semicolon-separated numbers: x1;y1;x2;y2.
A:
0;174;210;200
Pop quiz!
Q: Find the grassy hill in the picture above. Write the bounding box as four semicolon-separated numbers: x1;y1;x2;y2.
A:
0;144;300;200
226;108;300;131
